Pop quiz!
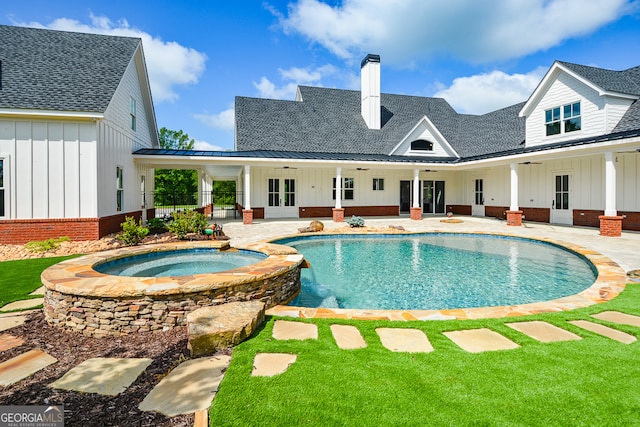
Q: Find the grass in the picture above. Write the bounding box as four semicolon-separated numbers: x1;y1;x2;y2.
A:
0;255;78;309
210;283;640;426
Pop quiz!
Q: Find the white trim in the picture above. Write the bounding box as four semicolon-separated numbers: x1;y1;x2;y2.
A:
0;109;103;120
389;116;460;158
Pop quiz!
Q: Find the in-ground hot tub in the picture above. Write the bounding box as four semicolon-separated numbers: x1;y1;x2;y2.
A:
42;241;305;337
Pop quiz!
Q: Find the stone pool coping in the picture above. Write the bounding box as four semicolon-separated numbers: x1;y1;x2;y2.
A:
41;241;304;298
265;231;629;321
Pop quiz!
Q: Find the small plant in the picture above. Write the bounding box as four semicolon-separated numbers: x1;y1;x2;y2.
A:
346;215;365;228
146;217;168;233
24;236;70;252
167;210;208;239
117;216;149;246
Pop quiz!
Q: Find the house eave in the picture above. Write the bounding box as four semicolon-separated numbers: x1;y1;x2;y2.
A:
0;108;104;120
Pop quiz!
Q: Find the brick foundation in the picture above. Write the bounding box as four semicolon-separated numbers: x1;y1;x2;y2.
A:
299;206;399;218
332;208;345;222
243;209;254;225
485;206;509;220
520;207;550;223
0;218;100;244
506;210;523;226
599;215;623;237
446;205;472;216
410;207;422;220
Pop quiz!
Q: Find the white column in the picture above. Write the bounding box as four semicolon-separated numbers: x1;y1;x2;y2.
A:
412;169;420;208
604;152;617;216
244;165;251;210
510;163;519;211
335;167;342;209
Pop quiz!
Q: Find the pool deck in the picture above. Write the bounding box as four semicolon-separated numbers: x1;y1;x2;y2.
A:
220;216;639;321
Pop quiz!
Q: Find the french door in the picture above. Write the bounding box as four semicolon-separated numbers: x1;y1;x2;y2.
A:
550;173;572;224
265;178;297;218
472;178;485;216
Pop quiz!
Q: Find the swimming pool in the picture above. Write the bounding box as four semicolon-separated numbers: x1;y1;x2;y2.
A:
274;233;597;311
94;248;267;277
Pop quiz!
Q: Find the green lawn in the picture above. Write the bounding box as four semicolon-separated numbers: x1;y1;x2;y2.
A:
0;255;78;309
210;284;640;426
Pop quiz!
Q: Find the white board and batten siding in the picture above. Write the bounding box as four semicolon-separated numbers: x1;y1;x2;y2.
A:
0;119;98;219
98;51;156;218
525;71;634;147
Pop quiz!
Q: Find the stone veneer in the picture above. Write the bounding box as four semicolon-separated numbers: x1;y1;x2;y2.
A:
42;241;304;337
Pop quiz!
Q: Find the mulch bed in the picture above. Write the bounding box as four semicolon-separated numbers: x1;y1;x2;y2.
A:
0;310;220;427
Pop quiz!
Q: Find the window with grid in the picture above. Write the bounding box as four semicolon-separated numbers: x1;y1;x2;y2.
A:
372;178;384;191
116;167;124;211
563;102;581;132
333;177;354;200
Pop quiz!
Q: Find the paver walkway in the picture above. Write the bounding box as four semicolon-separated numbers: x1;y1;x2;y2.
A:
592;311;640;327
0;349;57;386
0;334;24;352
443;328;520;353
0;298;44;312
376;328;433;353
139;355;231;417
569;320;637;344
252;353;298;376
506;321;582;343
330;325;367;349
51;357;153;395
272;320;318;340
0;315;27;332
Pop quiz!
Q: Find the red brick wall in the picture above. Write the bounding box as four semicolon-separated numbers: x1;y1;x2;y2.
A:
0;218;100;244
574;209;640;231
299;206;399;218
485;206;508;220
446;205;472;215
98;211;142;237
521;207;550;223
621;211;640;231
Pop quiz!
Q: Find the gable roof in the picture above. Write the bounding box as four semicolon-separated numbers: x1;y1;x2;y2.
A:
235;86;526;158
558;61;640;96
0;25;141;113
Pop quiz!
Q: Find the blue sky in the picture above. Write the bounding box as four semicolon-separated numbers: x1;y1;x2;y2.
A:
3;0;640;151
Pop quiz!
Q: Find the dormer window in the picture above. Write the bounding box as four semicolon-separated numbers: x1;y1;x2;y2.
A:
411;139;434;151
545;102;581;136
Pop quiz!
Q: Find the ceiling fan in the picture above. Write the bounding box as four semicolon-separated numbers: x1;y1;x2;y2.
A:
519;161;542;165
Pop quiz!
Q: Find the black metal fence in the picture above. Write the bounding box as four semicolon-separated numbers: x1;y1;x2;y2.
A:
148;190;243;220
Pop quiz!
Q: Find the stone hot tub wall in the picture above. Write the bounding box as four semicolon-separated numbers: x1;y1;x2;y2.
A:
41;241;304;337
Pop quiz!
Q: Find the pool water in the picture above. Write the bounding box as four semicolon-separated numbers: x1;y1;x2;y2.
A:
276;234;597;311
94;249;266;277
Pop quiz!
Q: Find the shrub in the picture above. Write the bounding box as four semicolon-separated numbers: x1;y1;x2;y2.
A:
146;217;168;233
346;215;365;228
117;216;149;246
167;210;208;239
24;236;70;253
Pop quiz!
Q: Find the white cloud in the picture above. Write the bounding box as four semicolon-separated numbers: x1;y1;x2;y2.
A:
194;107;235;131
254;64;337;99
277;0;630;64
193;139;227;151
15;14;206;102
433;67;547;114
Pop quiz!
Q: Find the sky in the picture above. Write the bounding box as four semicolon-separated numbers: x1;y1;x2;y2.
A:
2;0;640;151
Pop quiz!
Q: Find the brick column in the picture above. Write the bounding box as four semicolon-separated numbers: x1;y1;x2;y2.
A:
599;215;623;237
332;208;345;222
410;207;422;220
506;210;523;226
243;209;254;225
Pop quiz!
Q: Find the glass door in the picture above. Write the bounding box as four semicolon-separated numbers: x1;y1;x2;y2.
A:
551;174;572;224
266;178;297;218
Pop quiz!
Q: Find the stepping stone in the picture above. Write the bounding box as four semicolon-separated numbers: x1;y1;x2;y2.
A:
444;328;520;353
272;320;318;341
0;298;44;312
29;286;45;295
569;320;637;344
51;357;152;396
187;301;265;357
331;325;366;350
592;311;640;328
0;315;27;332
252;353;297;377
0;349;57;386
506;321;581;343
376;328;433;353
0;334;25;352
139;355;231;417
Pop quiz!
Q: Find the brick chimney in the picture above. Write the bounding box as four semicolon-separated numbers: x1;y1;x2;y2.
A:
361;54;380;130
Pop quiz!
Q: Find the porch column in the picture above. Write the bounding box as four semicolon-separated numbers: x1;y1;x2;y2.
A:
506;163;523;226
410;168;422;220
333;167;345;222
243;165;253;224
599;151;623;236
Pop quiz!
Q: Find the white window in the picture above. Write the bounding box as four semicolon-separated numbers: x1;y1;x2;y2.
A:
373;178;384;191
545;101;581;136
333;177;354;200
0;158;6;217
130;97;136;131
116;167;124;211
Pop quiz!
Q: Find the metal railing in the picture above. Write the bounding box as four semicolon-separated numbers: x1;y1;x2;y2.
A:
148;190;242;220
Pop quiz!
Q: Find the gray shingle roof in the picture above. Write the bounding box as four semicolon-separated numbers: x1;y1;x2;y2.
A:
0;25;140;112
559;61;640;96
235;86;526;158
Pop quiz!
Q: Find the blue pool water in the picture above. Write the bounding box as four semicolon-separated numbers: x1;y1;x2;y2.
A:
94;249;266;277
274;234;597;311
